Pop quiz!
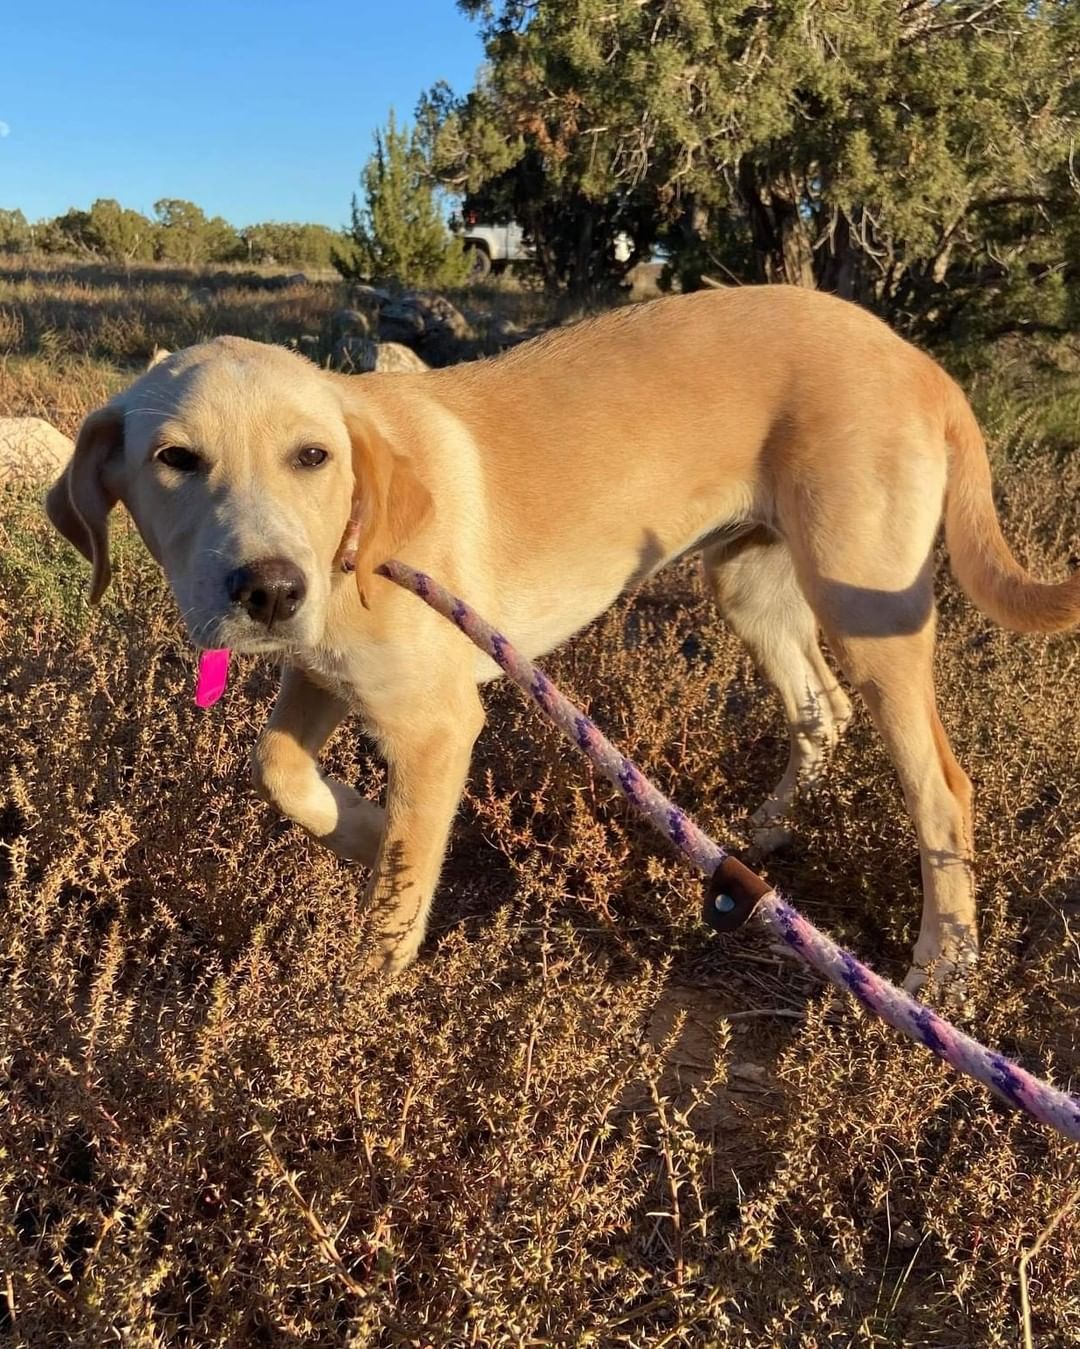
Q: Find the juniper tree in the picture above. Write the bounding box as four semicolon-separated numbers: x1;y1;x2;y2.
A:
0;208;31;253
153;199;241;265
84;199;157;263
427;0;1080;327
336;111;470;289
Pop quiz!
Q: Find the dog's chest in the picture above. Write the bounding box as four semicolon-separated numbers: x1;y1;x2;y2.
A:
295;639;401;722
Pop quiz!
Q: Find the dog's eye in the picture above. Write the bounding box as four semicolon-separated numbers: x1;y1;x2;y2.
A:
155;445;202;473
295;446;329;468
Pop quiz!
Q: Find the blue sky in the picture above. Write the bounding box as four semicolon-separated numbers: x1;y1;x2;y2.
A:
0;1;484;229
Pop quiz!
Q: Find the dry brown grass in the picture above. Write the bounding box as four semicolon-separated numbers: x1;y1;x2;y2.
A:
1;260;1078;1346
0;257;567;435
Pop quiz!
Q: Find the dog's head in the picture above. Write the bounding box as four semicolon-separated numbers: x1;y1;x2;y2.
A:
45;336;431;652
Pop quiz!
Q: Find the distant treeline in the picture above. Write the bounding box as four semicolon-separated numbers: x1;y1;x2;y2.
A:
0;199;351;269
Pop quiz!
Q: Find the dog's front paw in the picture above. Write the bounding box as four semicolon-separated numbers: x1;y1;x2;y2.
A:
749;820;795;856
748;797;796;856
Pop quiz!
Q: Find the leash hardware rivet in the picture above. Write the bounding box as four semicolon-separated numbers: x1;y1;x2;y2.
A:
703;856;772;934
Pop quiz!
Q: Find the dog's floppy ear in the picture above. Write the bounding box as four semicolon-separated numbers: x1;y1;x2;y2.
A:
342;411;433;608
44;406;124;604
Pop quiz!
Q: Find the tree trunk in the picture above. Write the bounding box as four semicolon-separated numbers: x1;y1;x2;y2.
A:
772;184;816;289
817;211;858;300
736;161;776;283
736;163;817;288
570;203;595;295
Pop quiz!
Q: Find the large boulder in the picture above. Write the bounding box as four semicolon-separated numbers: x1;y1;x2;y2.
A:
330;308;372;341
369;291;474;364
0;417;74;485
405;291;471;342
376;301;427;346
330;337;429;374
374;342;429;373
349;284;392;314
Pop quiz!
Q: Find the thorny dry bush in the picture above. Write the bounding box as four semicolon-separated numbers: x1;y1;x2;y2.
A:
0;262;1078;1345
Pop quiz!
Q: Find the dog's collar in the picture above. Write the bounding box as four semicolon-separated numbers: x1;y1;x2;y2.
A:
337;500;363;574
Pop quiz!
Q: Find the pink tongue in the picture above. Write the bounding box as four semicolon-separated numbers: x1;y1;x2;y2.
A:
195;648;231;708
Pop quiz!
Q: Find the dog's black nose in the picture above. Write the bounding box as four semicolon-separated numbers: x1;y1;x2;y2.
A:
226;559;307;628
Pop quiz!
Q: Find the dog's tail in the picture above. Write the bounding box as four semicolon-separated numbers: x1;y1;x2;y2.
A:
942;373;1080;633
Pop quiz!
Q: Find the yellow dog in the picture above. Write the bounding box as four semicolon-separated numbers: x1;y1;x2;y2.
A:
46;287;1080;985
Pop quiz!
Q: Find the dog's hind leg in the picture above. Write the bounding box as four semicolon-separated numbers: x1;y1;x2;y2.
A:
252;664;384;864
779;449;977;990
811;607;975;991
703;530;852;850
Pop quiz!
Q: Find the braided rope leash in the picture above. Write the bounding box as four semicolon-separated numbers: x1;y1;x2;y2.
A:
376;559;1080;1143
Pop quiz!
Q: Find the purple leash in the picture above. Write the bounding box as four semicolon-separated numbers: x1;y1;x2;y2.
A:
377;559;1080;1143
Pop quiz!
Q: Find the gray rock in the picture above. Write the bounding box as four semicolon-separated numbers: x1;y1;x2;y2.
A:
331;308;372;340
350;283;392;311
0;417;74;484
377;302;427;345
330;337;431;374
374;342;429;373
331;336;380;373
404;291;471;341
490;314;523;345
730;1062;770;1085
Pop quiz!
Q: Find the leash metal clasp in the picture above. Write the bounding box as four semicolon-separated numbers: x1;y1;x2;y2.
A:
704;856;772;933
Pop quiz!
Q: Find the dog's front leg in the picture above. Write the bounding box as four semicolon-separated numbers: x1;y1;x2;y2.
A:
252;664;384;863
363;680;485;974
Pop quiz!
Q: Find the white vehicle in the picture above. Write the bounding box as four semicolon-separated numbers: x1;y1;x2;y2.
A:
457;215;531;277
457;213;633;277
